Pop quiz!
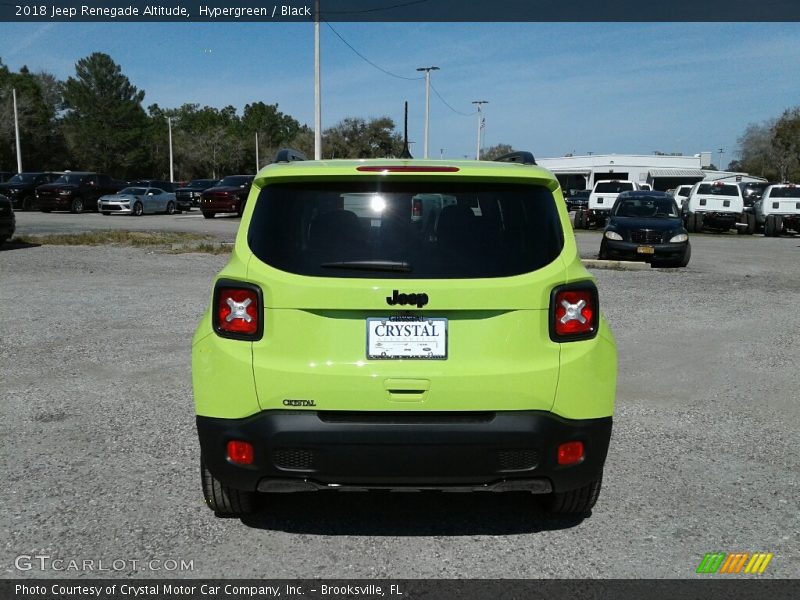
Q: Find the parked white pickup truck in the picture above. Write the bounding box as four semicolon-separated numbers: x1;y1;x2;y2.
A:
755;183;800;236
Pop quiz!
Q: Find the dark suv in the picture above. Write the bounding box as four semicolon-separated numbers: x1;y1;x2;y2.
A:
174;179;219;212
200;175;254;218
0;172;61;211
37;172;124;213
738;181;770;214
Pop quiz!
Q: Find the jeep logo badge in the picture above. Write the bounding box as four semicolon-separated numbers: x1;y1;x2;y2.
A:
386;289;429;308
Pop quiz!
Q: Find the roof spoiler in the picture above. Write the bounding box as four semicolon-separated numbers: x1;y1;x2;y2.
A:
494;151;537;165
274;148;307;163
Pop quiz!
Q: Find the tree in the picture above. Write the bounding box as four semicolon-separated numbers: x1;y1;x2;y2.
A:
323;116;403;159
0;60;65;171
61;52;149;178
241;102;302;168
481;143;514;161
773;107;800;182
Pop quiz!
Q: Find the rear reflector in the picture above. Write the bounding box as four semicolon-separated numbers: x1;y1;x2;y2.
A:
557;441;584;466
227;440;254;465
356;166;460;173
550;283;599;342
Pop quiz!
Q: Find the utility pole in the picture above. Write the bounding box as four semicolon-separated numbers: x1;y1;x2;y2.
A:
718;148;724;170
314;0;322;160
13;88;22;173
255;132;259;172
472;100;488;160
416;66;439;159
166;116;174;183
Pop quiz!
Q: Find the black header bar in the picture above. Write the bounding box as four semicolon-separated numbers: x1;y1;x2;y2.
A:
2;0;799;22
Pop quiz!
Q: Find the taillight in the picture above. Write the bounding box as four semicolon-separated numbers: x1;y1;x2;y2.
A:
212;280;263;340
412;199;423;217
557;441;585;466
227;440;254;465
550;283;599;342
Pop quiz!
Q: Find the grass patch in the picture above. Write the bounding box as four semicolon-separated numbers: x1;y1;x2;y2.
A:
169;242;233;255
12;230;213;247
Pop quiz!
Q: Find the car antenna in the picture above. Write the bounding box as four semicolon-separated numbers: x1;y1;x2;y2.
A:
399;101;413;159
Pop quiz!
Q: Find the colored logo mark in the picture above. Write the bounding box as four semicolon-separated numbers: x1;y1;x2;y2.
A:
697;552;773;574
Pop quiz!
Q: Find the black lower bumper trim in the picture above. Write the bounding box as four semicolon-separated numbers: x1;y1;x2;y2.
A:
197;411;612;494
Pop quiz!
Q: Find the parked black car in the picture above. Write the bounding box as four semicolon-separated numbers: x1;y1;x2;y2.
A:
174;179;219;212
565;189;590;212
599;191;691;268
37;172;125;213
0;193;15;246
0;172;61;211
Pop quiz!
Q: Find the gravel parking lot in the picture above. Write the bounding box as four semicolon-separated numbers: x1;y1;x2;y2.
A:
1;213;798;579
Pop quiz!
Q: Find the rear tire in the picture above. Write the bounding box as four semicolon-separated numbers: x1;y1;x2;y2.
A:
201;459;257;517
745;212;755;235
543;473;603;516
693;213;704;233
765;215;776;237
575;210;586;229
202;212;215;219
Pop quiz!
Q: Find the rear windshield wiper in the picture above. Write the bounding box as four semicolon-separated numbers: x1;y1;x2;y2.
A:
320;260;412;273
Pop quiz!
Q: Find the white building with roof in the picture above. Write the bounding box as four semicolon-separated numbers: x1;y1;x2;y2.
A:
536;152;765;193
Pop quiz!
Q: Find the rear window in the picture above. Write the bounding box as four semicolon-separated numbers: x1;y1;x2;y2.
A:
769;186;800;198
696;184;739;196
248;181;564;279
594;182;634;193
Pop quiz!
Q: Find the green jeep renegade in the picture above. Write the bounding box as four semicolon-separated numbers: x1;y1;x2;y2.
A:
192;151;617;517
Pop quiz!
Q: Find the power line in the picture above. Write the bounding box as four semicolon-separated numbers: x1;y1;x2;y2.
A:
430;81;476;117
324;20;423;81
321;0;431;15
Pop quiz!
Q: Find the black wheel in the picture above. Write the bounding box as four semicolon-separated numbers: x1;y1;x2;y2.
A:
0;236;8;246
202;212;215;219
133;202;143;217
543;473;603;516
598;240;608;260
693;213;704;232
70;197;84;214
576;210;586;229
22;196;35;211
745;212;756;235
765;215;776;237
662;242;692;268
165;201;176;215
236;201;246;217
201;458;256;517
774;215;784;236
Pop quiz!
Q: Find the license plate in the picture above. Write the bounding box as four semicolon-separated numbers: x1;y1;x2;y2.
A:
367;317;447;360
637;246;655;254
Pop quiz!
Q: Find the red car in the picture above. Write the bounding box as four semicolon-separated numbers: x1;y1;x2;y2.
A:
200;175;254;218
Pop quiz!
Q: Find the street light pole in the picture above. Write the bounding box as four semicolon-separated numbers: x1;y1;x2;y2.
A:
416;66;439;159
255;132;259;172
13;88;22;173
166;116;174;183
314;0;322;160
472;100;488;160
718;147;724;170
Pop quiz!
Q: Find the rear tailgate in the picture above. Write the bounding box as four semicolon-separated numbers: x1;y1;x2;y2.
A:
245;174;568;413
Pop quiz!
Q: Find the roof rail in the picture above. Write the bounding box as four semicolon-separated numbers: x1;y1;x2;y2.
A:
494;151;537;165
274;148;308;163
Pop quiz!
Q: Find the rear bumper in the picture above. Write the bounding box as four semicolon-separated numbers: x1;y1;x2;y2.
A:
197;410;612;493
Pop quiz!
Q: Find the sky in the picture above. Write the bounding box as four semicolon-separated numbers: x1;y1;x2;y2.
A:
1;21;799;165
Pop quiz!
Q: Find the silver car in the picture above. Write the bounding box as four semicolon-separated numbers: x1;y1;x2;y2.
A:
98;187;177;216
